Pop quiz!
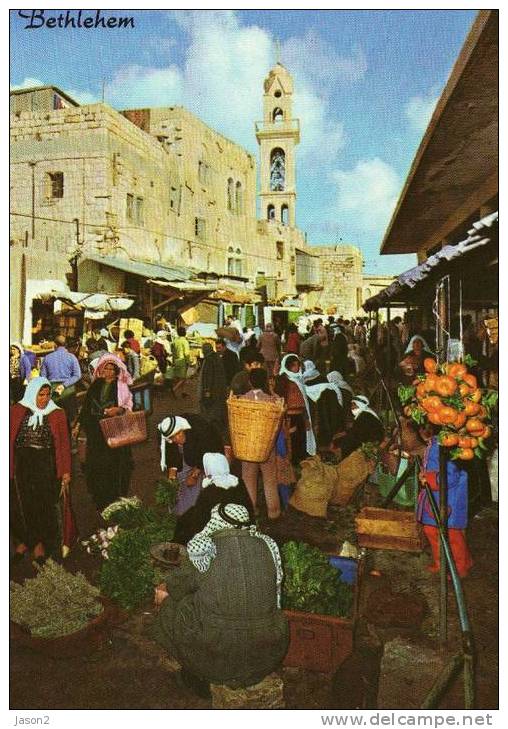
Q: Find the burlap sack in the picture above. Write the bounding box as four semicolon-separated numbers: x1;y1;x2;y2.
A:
289;456;337;518
330;449;375;506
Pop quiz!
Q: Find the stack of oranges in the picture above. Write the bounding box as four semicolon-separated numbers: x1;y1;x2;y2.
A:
401;358;493;461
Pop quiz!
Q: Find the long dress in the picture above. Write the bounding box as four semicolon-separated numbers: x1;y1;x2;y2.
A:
198;350;227;433
10;406;71;554
78;378;133;511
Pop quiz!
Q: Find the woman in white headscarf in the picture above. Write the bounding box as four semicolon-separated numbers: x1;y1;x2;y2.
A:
10;377;71;563
151;502;289;697
173;452;254;544
399;335;433;383
333;394;385;459
158;413;224;516
274;354;316;462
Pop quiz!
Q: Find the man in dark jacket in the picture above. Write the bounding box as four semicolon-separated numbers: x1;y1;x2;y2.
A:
215;338;241;386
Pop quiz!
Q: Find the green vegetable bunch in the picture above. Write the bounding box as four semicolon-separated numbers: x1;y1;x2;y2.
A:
99;515;176;610
281;541;353;618
10;559;103;638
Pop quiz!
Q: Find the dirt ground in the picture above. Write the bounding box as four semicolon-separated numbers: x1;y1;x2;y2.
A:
9;376;499;710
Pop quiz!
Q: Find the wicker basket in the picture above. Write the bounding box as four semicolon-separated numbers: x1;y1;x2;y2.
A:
227;395;285;462
99;410;147;449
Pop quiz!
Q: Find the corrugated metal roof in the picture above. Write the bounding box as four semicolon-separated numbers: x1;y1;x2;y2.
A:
363;211;498;311
84;254;194;282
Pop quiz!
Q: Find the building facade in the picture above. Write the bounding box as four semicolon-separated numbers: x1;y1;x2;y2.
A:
10;63;385;341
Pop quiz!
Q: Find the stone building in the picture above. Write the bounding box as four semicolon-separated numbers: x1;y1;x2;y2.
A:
307;245;363;318
10;62;388;341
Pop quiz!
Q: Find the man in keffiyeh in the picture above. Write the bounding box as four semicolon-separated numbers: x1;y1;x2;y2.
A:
150;502;289;696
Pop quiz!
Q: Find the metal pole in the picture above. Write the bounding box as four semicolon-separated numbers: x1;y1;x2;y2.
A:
439;445;448;643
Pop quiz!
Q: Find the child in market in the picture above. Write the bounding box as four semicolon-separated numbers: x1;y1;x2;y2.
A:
417;430;473;578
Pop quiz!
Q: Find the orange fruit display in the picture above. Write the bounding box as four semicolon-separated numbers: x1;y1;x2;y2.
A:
462;373;478;389
457;448;475;461
447;362;468;379
440;432;459;447
452;411;467;429
435;376;457;397
424;358;438;374
458;382;472;397
463;400;480;417
465;418;485;436
428;411;442;426
469;388;482;403
438;406;458;425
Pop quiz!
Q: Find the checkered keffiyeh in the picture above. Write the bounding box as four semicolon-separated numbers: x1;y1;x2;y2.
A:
186;503;283;607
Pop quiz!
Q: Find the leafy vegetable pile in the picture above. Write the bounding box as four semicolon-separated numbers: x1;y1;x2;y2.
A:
97;479;178;610
10;559;103;638
398;357;497;461
281;541;354;618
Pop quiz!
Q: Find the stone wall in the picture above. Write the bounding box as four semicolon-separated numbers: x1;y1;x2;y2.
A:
309;244;364;318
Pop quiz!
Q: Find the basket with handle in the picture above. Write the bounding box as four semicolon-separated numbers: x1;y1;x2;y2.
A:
227;395;285;463
99;411;147;449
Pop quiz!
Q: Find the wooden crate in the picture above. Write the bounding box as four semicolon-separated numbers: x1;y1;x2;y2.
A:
355;507;424;553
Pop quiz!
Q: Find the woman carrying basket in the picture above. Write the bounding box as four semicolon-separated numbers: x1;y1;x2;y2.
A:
72;354;134;511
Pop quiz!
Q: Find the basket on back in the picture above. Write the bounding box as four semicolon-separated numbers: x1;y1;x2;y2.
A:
99;410;147;449
227;395;285;462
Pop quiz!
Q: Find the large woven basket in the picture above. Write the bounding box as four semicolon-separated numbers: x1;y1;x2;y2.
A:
99;410;147;449
227;395;285;463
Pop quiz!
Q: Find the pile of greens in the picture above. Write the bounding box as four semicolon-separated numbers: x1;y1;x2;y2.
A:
281;541;354;618
10;559;103;638
98;479;178;610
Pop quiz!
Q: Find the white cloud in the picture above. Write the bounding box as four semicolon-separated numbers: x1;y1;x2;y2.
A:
332;157;402;236
283;31;367;88
105;64;182;108
404;89;439;134
11;77;46;90
103;11;358;164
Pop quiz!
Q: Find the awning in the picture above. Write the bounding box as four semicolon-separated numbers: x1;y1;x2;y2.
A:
147;279;216;293
363;211;498;311
208;288;261;304
35;290;135;313
84;254;194;282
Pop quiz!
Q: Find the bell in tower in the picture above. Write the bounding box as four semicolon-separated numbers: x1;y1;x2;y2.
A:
256;62;300;228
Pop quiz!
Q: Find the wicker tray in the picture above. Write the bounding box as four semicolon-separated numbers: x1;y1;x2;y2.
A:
227;395;285;463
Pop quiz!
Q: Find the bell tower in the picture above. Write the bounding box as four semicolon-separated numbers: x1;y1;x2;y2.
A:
256;62;300;228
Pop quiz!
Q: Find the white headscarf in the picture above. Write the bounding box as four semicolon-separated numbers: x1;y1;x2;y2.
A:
279;354;316;456
202;452;239;489
18;376;60;429
157;415;191;471
351;395;381;422
302;360;320;382
186;503;284;607
404;335;432;354
327;370;353;394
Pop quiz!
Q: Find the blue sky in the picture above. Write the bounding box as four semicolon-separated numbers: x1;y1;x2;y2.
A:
10;9;477;275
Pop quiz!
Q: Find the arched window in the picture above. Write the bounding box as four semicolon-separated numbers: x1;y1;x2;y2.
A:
273;107;284;123
227;246;235;276
267;204;275;221
235;181;243;214
281;204;289;225
270;148;285;191
227;246;243;277
364;288;371;299
227;178;235;211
